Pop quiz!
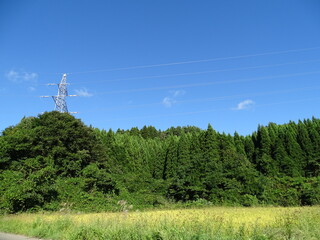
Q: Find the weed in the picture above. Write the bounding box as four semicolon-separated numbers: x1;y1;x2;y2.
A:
0;206;319;240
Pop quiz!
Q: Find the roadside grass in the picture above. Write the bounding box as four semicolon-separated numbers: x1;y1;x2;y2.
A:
0;206;319;239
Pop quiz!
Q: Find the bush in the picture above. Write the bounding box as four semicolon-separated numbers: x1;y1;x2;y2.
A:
242;194;259;207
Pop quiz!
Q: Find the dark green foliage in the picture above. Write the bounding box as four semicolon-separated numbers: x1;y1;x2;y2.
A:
0;112;114;212
140;125;159;139
1;112;320;213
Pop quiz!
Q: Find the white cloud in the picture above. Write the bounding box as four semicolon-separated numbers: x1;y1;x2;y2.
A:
162;97;176;107
6;70;19;82
233;99;255;110
6;70;38;83
74;88;93;97
24;72;37;81
162;89;186;107
170;90;186;97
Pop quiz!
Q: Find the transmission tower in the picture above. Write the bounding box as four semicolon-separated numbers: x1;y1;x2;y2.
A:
41;73;77;113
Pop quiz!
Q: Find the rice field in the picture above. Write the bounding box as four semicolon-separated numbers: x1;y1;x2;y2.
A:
0;206;319;239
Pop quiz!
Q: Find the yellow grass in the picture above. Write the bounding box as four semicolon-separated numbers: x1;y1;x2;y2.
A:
0;206;319;239
10;206;306;226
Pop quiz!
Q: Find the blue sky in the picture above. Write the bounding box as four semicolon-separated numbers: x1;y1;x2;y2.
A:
1;0;320;135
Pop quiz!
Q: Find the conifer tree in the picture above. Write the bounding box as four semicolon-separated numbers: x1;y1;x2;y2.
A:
255;126;275;175
244;135;255;162
297;121;313;176
305;120;320;176
283;125;304;177
201;124;222;197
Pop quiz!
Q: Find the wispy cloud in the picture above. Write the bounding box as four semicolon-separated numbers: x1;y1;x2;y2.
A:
162;89;186;108
162;97;176;107
233;99;255;110
6;70;38;83
28;86;36;92
170;90;186;97
74;88;93;97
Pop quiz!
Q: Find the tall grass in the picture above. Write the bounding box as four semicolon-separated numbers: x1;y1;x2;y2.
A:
0;206;319;239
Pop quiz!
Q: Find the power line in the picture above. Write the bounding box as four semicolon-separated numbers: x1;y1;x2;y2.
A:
91;97;320;122
93;70;320;95
5;70;320;98
72;58;320;85
80;85;320;113
34;46;320;77
67;46;320;75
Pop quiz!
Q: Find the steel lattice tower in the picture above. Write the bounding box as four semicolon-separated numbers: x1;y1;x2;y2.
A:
53;73;69;112
41;73;77;113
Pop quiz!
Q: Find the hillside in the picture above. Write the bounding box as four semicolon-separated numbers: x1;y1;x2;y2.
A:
0;111;319;213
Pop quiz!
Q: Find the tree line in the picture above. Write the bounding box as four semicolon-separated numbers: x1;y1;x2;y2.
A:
0;111;319;213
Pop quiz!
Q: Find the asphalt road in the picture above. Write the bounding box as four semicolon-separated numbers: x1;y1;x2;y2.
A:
0;232;45;240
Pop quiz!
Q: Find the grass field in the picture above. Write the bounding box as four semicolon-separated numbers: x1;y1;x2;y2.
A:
0;206;319;239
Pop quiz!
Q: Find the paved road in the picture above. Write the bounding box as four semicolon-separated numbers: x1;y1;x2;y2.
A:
0;232;45;240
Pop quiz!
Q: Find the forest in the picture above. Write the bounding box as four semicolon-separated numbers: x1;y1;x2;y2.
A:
0;111;319;213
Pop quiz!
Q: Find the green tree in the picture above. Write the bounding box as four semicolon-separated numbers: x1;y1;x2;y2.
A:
255;126;276;175
0;112;111;212
282;126;303;177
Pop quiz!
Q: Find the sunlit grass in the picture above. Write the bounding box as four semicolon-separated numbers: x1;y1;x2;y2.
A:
0;206;319;239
